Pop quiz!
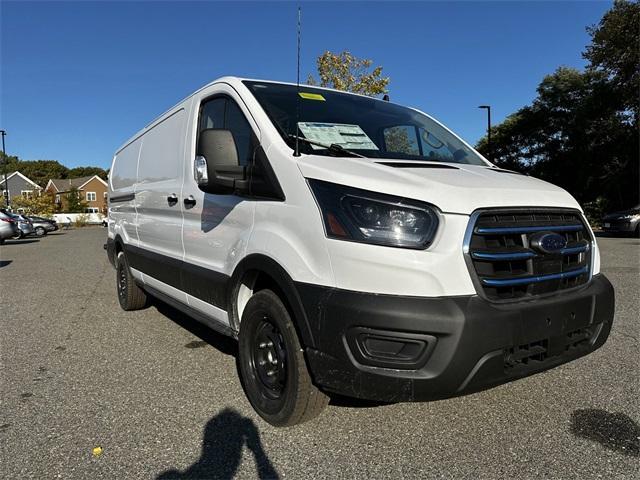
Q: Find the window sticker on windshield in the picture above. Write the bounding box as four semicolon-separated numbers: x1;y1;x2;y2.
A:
298;123;379;150
298;92;325;101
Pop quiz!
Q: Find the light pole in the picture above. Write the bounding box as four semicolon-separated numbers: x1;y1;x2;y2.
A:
478;105;491;162
0;130;8;207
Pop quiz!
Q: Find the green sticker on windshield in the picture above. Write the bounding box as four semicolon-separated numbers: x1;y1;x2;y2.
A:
299;92;325;101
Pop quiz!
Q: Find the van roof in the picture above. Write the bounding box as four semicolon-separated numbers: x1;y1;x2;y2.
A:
115;76;395;154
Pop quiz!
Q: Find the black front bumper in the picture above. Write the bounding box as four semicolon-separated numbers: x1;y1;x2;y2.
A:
297;274;615;402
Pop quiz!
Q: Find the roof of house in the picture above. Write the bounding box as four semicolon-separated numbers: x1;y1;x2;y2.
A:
0;171;42;189
46;175;108;192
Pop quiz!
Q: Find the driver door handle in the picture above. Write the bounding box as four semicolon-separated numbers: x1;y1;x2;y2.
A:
167;193;178;206
183;195;197;208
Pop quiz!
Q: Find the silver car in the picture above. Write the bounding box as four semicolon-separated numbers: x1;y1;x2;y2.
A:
0;210;21;243
26;216;58;236
602;204;640;237
5;212;35;238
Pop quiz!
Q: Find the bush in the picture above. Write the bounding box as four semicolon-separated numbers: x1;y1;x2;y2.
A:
583;197;610;229
74;214;89;228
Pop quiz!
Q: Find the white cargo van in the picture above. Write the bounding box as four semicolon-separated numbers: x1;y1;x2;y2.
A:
107;77;614;426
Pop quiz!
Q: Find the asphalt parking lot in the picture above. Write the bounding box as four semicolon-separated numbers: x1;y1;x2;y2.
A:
1;227;638;479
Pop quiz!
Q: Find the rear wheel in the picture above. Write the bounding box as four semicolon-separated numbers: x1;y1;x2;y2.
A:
12;230;23;240
116;251;147;310
35;227;46;236
238;289;328;427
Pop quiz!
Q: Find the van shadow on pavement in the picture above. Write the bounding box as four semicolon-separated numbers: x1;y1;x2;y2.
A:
156;408;279;480
3;239;40;245
151;299;237;357
151;297;390;410
570;409;640;457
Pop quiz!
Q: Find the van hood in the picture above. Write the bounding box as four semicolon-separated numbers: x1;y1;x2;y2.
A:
297;156;582;215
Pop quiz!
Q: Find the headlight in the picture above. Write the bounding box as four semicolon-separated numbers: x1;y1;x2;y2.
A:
308;179;439;249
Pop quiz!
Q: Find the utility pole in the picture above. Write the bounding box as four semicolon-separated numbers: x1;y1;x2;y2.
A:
478;105;491;162
0;130;8;207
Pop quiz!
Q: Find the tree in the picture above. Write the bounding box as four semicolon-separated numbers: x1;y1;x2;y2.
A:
65;186;88;213
0;152;108;187
584;0;640;123
307;51;390;96
68;166;108;181
476;2;639;217
10;192;56;217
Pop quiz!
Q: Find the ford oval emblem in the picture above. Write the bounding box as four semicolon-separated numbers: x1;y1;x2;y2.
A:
530;232;567;254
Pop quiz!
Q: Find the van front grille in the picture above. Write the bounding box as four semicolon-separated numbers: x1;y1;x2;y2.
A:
466;209;592;301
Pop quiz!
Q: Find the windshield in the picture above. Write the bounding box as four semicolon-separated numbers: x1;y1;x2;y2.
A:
244;81;487;165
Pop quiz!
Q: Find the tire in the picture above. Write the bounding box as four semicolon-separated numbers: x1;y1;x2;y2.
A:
238;289;328;427
35;227;46;236
12;230;23;240
116;251;147;311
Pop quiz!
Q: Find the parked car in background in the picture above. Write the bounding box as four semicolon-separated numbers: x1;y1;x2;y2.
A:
26;216;58;236
0;211;35;238
602;204;640;237
0;210;21;244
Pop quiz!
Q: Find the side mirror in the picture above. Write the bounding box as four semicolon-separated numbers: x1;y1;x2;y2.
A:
196;129;248;194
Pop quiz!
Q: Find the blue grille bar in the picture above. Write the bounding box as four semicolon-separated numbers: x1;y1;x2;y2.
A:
471;251;536;261
471;243;588;261
481;266;589;287
475;224;583;234
560;244;589;255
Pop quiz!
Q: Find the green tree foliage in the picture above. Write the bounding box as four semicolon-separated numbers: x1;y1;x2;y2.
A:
1;152;108;187
584;0;640;123
476;0;639;217
68;166;108;180
307;51;390;96
65;186;88;213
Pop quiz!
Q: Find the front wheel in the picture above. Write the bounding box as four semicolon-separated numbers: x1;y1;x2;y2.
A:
238;289;328;427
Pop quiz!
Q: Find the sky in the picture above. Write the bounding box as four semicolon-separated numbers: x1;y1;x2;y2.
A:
1;0;612;169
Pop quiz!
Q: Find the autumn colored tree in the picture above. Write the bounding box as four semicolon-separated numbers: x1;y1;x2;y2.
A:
10;192;57;217
307;51;390;97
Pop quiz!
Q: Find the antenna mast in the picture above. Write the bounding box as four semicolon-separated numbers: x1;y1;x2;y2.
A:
294;6;301;157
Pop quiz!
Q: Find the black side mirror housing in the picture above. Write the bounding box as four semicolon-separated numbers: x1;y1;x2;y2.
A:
196;129;248;194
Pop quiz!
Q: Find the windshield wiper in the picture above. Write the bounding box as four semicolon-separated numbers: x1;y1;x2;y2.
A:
289;135;367;158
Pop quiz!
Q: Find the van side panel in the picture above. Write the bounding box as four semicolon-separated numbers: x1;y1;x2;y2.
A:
110;137;143;246
135;109;187;261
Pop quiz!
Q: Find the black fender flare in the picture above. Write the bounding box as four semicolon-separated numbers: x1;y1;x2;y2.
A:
106;235;124;267
227;254;316;349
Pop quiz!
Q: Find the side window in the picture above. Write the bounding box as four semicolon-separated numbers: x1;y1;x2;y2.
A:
199;98;225;131
419;128;454;162
198;96;254;167
225;101;253;166
383;126;420;156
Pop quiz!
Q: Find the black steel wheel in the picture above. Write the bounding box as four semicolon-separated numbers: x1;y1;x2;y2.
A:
116;251;147;311
238;289;328;427
251;318;287;400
